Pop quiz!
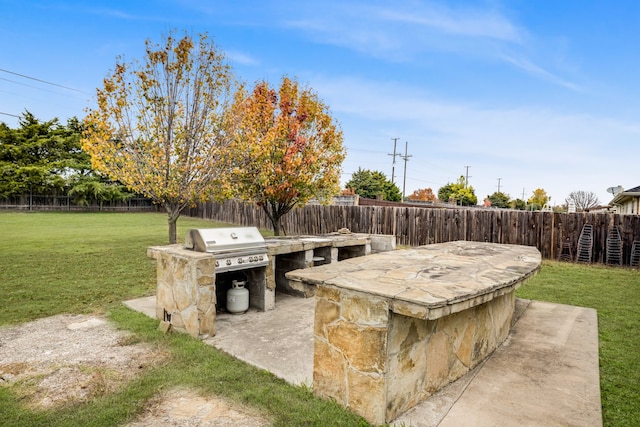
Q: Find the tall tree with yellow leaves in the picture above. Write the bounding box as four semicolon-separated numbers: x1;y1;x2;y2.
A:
230;77;345;235
527;188;550;209
82;31;236;243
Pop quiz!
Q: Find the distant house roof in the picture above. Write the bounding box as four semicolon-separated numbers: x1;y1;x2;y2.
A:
610;185;640;205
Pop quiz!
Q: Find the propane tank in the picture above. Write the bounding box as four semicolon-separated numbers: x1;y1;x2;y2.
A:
227;280;249;314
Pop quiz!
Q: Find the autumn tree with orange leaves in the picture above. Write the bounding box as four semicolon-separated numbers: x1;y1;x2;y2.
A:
229;77;345;235
408;187;436;202
82;31;236;243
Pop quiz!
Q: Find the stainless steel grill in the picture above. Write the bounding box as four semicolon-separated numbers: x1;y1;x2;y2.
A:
185;227;269;273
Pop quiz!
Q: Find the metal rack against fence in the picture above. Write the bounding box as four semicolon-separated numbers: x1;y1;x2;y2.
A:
631;241;640;267
558;239;573;262
576;224;594;263
606;226;623;266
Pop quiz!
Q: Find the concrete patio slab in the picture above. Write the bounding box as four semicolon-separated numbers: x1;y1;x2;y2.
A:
123;295;602;426
393;299;602;427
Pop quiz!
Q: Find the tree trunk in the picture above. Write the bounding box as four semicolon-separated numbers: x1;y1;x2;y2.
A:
272;216;281;236
165;203;182;244
168;215;177;244
261;203;283;236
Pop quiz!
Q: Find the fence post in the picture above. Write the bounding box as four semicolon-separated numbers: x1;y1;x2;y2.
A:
550;212;555;260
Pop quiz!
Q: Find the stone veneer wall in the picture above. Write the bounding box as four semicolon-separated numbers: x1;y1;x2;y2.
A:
313;285;515;424
155;247;217;338
150;234;392;324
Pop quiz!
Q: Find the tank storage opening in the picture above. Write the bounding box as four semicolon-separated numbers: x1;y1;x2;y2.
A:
215;267;266;312
275;252;307;296
313;246;332;266
338;245;367;261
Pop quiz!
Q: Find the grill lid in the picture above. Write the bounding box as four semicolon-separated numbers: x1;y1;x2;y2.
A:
185;227;265;253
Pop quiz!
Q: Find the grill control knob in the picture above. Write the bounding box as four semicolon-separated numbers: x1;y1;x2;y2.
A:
226;259;232;266
237;258;243;264
258;255;264;261
215;261;219;267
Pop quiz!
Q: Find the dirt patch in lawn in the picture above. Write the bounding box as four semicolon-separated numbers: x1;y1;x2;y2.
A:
0;313;164;409
0;314;270;425
126;387;270;426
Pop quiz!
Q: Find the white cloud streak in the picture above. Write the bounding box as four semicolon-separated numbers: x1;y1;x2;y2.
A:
370;3;524;42
282;1;578;90
226;50;259;66
500;54;582;91
313;75;640;203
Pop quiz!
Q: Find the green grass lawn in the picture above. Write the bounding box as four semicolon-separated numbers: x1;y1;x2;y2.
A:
0;212;367;426
0;211;215;324
0;211;638;426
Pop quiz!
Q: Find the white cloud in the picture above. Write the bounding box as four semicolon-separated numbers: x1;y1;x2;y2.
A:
89;8;140;20
371;3;524;42
226;50;260;66
500;54;581;91
313;75;640;204
282;1;578;90
284;1;525;57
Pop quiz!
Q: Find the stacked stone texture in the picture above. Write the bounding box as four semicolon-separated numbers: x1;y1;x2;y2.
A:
155;247;217;338
290;241;541;424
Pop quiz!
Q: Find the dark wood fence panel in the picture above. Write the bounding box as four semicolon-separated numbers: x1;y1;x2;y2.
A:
618;214;640;264
188;200;640;266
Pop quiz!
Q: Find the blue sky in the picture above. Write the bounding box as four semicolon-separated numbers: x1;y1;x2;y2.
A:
2;1;639;206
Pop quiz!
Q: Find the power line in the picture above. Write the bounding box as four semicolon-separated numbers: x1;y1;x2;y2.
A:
348;147;388;154
0;67;88;94
0;76;75;96
0;111;21;118
0;76;44;90
405;175;443;186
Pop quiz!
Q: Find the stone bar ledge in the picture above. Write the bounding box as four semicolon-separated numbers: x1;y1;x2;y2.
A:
287;241;541;321
286;241;541;425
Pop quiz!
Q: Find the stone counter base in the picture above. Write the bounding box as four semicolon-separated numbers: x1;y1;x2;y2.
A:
155;247;217;338
313;284;515;424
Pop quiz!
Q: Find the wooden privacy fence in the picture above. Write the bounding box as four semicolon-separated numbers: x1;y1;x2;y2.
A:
185;200;640;266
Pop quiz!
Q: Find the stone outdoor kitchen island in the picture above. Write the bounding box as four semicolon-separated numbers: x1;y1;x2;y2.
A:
286;241;541;425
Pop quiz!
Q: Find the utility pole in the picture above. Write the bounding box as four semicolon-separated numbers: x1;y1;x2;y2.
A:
401;141;412;202
497;178;502;193
464;165;471;188
522;188;526;200
388;138;400;184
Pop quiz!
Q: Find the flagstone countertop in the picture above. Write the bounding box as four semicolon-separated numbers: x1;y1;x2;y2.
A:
263;232;372;255
286;240;541;320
